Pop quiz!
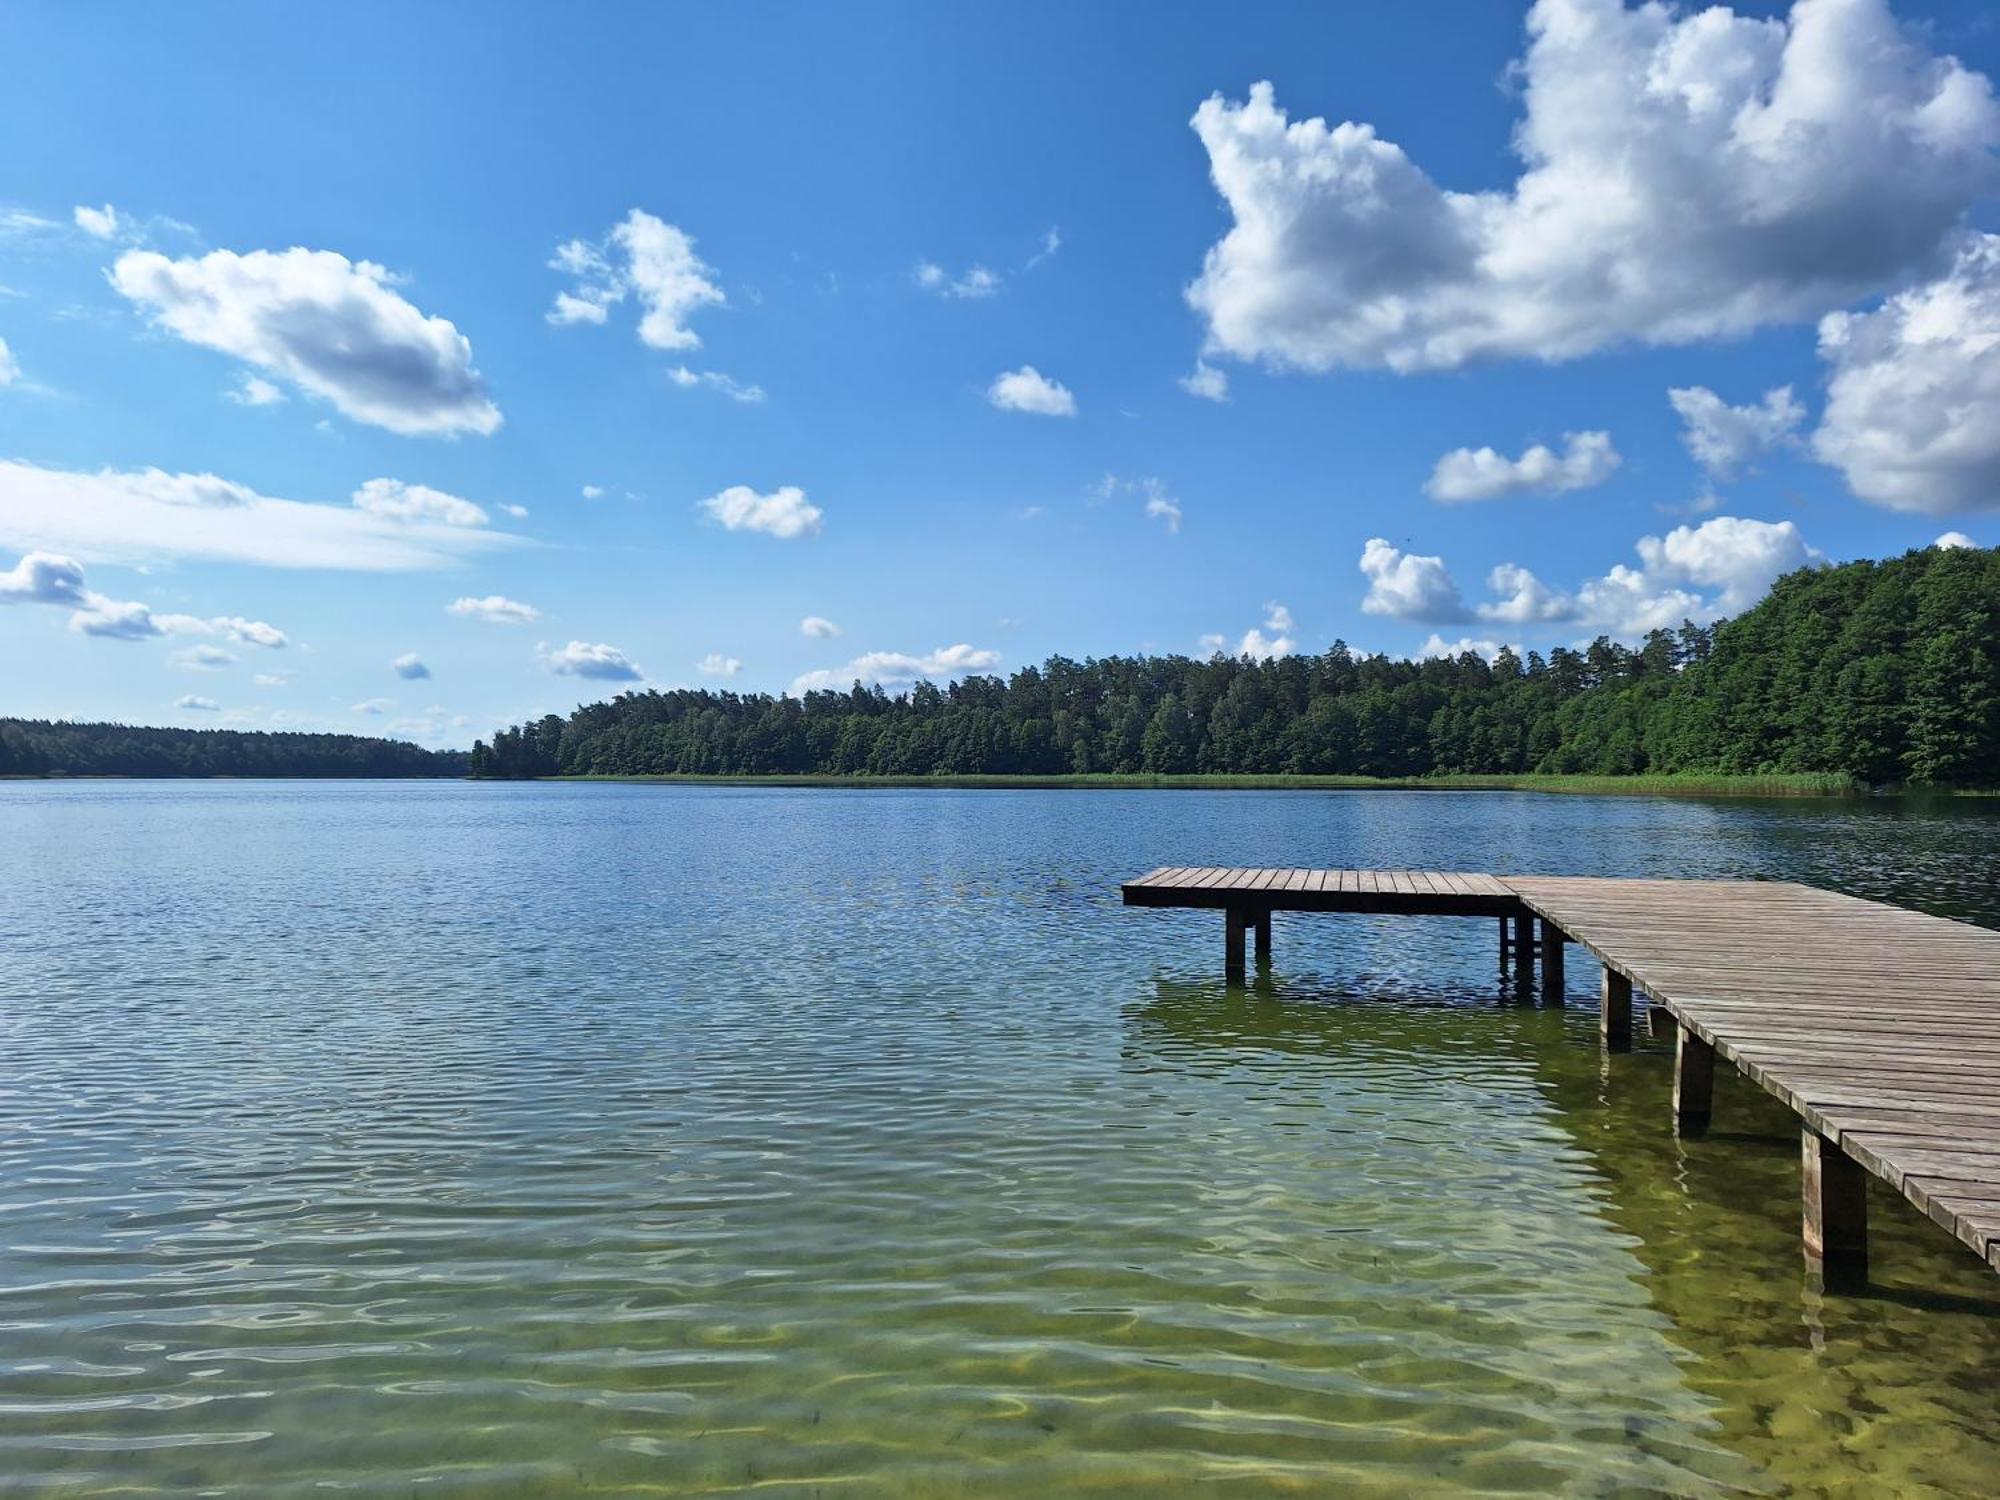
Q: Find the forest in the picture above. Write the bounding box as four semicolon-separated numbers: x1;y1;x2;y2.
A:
471;544;1997;787
0;720;469;778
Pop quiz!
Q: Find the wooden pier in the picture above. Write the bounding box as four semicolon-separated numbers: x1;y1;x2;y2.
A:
1122;868;2000;1289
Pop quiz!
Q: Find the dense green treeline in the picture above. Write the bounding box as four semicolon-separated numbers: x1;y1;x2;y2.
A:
0;720;469;778
473;546;1998;787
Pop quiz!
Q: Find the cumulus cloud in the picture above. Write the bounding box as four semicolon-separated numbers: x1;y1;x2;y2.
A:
987;365;1076;416
2;549;287;647
0;335;18;387
155;614;289;648
447;594;540;624
800;615;840;639
0;461;517;571
351;477;489;527
392;652;431;680
1364;517;1820;636
1426;430;1620;501
1668;385;1806;482
916;261;1002;299
1478;562;1578;624
581;484;605;500
1187;1;2000;375
73;203;123;240
1935;531;1977;548
1140;478;1184;534
1419;634;1508;662
539;640;643;681
499;503;528;519
352;698;392;715
1359;538;1472;622
665;365;765;402
0;551;88;606
70;597;163;640
174;694;220;712
1812;233;2000;514
1210;600;1297;659
792;643;1001;694
697;652;742;676
548;209;725;350
1179;361;1229;401
111;246;502;436
700;484;823;539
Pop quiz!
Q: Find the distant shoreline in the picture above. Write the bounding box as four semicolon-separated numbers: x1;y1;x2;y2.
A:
546;771;1874;797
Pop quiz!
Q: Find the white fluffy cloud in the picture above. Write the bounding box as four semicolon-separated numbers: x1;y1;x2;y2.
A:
0;335;18;387
987;365;1075;416
1479;562;1579;624
700;484;823;539
352;698;392;715
73;203;123;240
156;614;289;648
1426;431;1620;502
800;615;841;639
1812;233;2000;514
1669;385;1806;481
539;640;643;681
392;652;431;680
917;262;1002;299
1178;361;1229;402
175;694;220;712
111;247;501;436
0;461;517;571
549;209;725;350
1188;0;1999;375
665;366;765;403
448;594;539;624
1361;517;1819;633
1359;539;1471;622
1210;601;1297;659
1419;635;1508;662
697;652;743;676
351;477;489;527
0;551;88;606
1935;531;1977;548
2;548;287;646
792;643;1001;694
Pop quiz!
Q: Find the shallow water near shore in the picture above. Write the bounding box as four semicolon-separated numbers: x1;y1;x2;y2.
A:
2;781;1997;1497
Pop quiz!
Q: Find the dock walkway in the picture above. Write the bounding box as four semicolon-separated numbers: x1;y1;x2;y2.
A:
1122;867;2000;1287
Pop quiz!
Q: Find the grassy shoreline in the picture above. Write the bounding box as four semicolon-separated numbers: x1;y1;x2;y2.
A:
551;771;1871;797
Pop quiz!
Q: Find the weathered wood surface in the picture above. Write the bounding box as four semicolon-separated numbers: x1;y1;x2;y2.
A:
1503;875;2000;1277
1123;867;2000;1276
1121;867;1520;916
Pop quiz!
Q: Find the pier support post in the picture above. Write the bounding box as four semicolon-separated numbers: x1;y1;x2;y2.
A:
1254;910;1271;969
1225;908;1249;983
1601;967;1633;1051
1539;920;1565;1002
1673;1024;1715;1135
1511;913;1534;992
1802;1130;1868;1291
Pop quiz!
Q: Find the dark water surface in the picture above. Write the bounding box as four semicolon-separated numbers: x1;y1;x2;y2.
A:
2;782;1997;1497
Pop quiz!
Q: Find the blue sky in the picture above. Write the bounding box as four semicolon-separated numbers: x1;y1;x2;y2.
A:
1;0;1995;747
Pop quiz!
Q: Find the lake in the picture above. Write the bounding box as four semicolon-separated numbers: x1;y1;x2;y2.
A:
2;781;1997;1497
